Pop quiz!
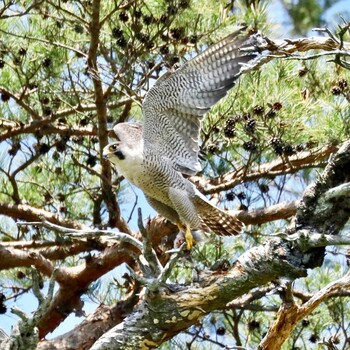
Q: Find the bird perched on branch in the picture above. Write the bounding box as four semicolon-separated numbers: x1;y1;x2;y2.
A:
103;27;264;249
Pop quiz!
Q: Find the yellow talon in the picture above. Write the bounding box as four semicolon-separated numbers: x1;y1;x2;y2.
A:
185;226;193;250
177;223;194;250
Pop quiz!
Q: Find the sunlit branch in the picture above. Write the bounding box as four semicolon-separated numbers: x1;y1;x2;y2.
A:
0;245;55;276
0;99;131;142
258;271;350;350
0;202;87;230
21;219;142;250
194;145;337;194
0;239;106;261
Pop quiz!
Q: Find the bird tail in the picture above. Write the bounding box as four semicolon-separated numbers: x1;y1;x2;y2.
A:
194;195;243;236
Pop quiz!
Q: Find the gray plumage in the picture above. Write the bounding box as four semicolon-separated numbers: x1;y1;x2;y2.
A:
103;28;263;248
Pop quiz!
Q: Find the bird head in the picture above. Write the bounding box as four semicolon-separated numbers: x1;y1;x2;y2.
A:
103;122;143;167
103;142;125;164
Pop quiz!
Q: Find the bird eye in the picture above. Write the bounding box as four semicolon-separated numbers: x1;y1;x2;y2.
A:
110;144;118;151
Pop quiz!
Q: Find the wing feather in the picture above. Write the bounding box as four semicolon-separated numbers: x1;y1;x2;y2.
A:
142;27;264;175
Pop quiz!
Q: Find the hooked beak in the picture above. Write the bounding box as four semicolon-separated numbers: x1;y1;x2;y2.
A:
102;145;111;159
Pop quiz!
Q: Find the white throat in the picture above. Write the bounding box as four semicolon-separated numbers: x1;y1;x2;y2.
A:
112;141;144;186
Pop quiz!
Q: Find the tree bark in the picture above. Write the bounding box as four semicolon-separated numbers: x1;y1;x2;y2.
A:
90;142;350;349
90;239;308;350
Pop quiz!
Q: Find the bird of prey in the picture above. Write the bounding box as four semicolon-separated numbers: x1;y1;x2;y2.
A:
103;27;262;249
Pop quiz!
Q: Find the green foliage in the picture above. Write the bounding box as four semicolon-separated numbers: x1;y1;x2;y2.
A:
285;0;324;35
0;0;350;349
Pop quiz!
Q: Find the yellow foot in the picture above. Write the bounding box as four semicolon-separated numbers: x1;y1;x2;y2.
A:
185;226;193;250
177;223;194;250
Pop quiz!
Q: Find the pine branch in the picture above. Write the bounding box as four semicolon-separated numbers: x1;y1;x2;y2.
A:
193;144;338;194
0;246;55;276
258;271;350;350
52;140;350;350
86;0;128;232
0;202;87;230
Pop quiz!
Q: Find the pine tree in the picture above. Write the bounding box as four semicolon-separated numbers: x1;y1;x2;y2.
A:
0;1;350;349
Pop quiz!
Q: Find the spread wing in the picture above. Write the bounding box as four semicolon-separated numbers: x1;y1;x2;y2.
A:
142;27;263;175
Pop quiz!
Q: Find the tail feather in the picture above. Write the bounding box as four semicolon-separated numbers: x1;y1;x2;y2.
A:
194;195;243;236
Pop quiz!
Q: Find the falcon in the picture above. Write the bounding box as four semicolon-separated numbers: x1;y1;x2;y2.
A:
103;27;262;249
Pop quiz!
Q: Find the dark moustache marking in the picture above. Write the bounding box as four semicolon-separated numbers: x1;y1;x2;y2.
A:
115;150;125;160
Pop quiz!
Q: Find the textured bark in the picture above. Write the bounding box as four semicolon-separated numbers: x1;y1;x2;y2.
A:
0;199;300;342
236;200;299;225
258;272;350;350
1;28;350;350
258;141;350;349
80;142;350;349
36;242;135;338
86;0;129;233
90;239;308;350
37;295;140;350
0;203;87;229
0;246;55;276
9;137;347;346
